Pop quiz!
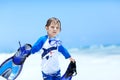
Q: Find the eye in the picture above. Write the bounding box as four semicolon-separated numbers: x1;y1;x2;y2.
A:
56;27;60;30
51;26;54;29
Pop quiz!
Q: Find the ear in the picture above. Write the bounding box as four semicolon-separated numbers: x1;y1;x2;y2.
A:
45;26;49;30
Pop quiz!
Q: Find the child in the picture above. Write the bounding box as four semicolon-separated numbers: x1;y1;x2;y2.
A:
31;17;75;80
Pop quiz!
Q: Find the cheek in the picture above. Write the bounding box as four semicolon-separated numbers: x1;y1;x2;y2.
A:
56;30;60;34
58;29;61;32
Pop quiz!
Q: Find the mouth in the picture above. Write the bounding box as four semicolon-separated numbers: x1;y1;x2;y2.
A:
53;32;57;34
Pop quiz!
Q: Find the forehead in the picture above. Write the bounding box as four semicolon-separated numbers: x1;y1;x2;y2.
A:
50;21;60;27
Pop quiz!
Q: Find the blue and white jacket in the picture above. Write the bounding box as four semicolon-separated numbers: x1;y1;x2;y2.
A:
31;35;71;74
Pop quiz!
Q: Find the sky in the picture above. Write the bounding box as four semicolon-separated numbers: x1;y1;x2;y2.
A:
0;0;120;52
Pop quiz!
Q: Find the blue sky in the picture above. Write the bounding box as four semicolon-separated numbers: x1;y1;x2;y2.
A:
0;0;120;52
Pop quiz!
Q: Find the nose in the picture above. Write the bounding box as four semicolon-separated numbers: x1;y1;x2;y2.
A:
53;27;57;30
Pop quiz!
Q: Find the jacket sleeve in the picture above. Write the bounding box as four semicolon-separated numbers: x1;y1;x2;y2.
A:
31;35;47;54
58;45;71;59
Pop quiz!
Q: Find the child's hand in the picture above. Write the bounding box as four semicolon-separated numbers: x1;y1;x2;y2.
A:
69;57;75;62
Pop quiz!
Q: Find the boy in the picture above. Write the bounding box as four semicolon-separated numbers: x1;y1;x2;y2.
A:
31;17;75;80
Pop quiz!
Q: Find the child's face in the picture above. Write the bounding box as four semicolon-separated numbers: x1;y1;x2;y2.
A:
46;21;60;38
